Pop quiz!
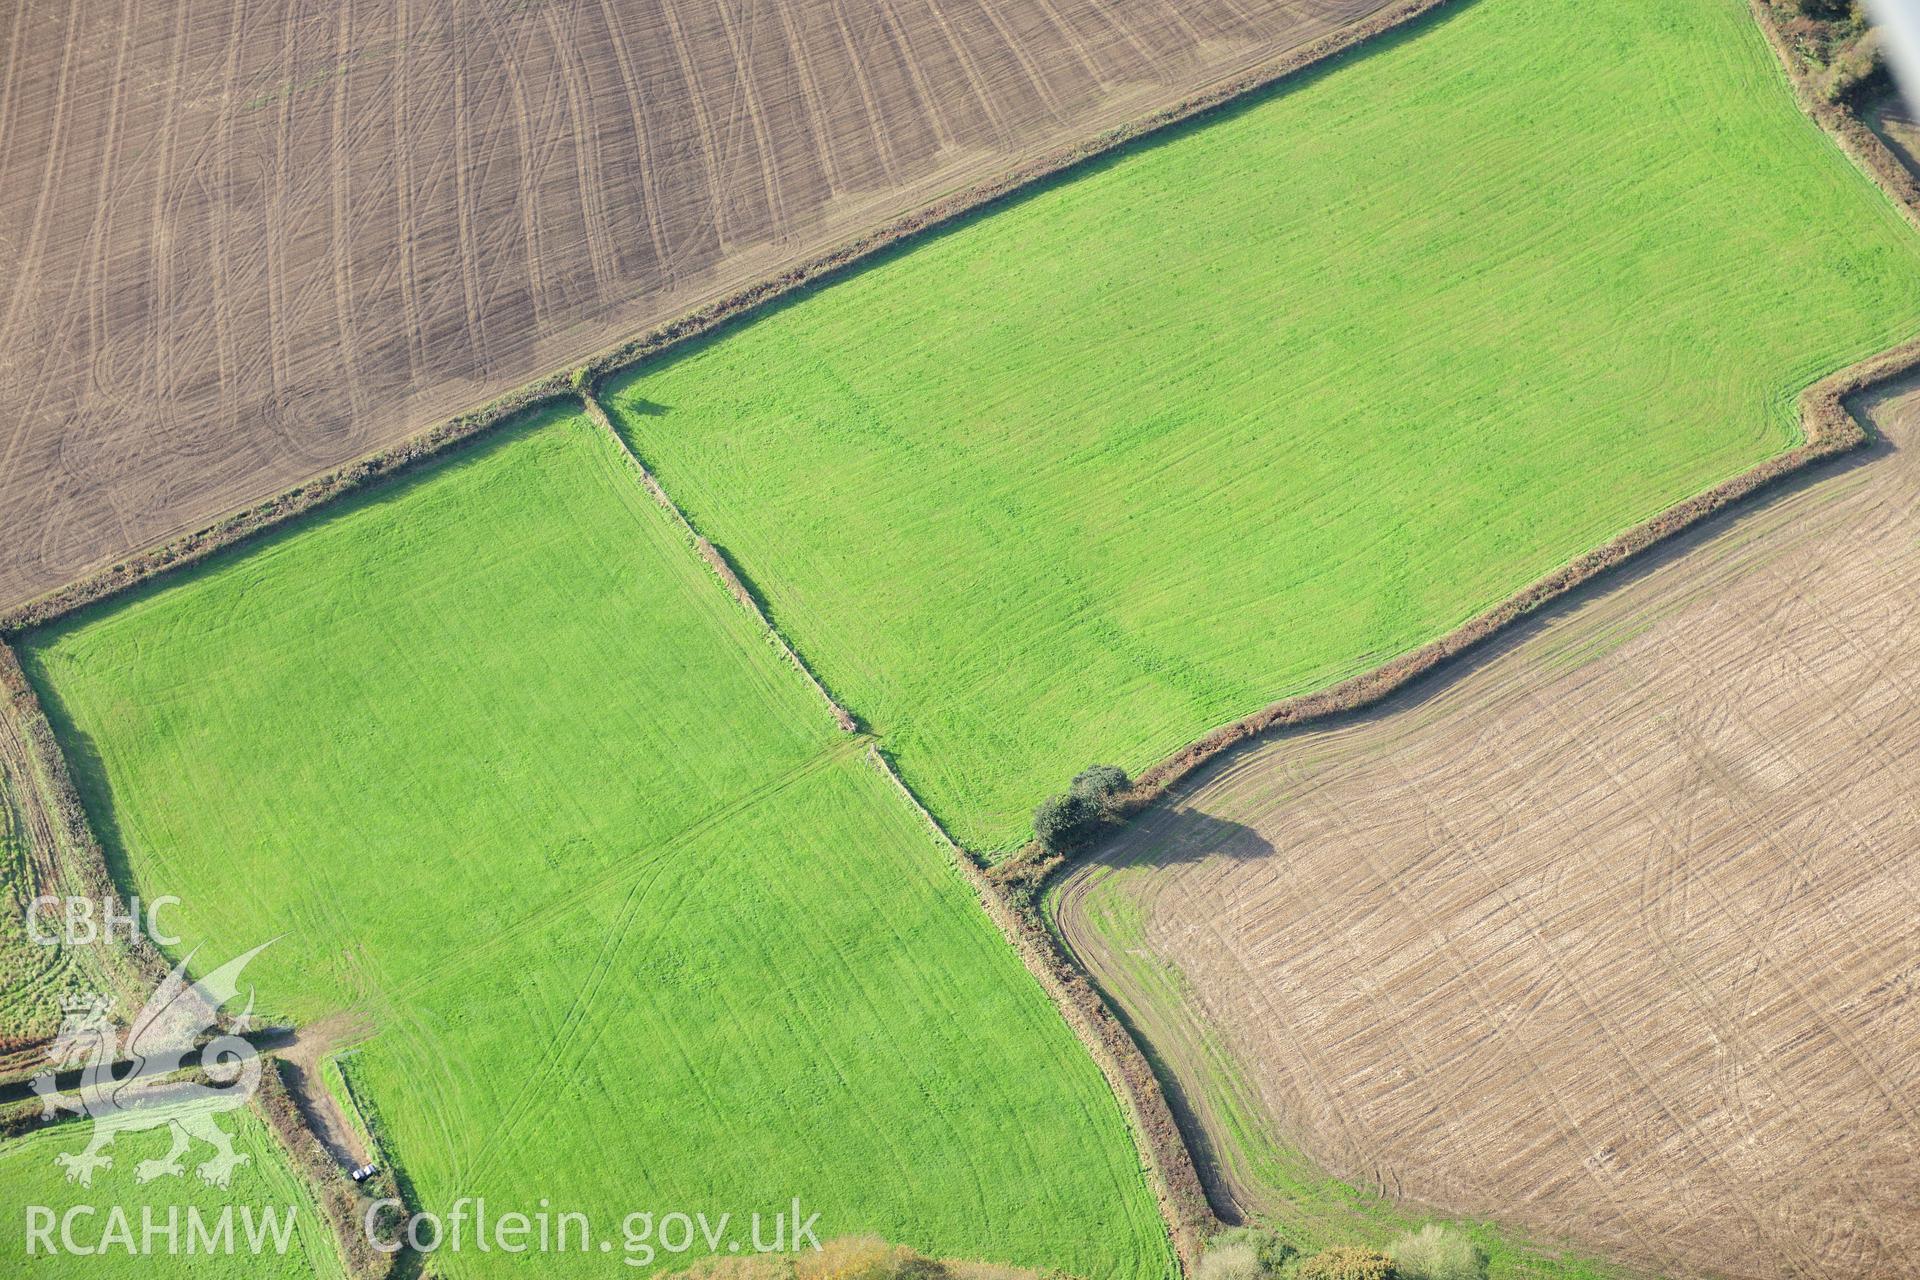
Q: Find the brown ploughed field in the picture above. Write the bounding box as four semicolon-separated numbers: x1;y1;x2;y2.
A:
1058;380;1920;1278
0;0;1392;610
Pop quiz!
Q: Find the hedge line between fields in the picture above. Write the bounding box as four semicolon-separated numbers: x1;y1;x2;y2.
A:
995;334;1911;893
864;746;1217;1272
0;0;1458;637
579;391;861;734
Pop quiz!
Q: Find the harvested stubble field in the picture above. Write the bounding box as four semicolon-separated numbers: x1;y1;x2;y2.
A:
0;1110;345;1278
17;408;1171;1279
0;0;1397;612
604;0;1920;853
1056;377;1920;1278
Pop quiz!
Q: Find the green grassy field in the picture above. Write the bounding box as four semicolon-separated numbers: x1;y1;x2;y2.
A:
19;409;1171;1280
0;1111;343;1278
604;0;1920;851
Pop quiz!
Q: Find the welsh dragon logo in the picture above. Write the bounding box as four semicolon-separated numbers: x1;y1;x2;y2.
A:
31;942;273;1188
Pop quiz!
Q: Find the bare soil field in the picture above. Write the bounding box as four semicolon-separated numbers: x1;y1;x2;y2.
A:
1057;378;1920;1278
0;0;1393;611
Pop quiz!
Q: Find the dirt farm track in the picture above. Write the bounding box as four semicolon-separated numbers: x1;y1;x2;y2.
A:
0;0;1393;609
1058;377;1920;1279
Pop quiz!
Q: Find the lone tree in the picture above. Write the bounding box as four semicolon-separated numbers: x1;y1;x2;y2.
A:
1069;763;1130;806
1032;792;1098;852
1033;763;1135;853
